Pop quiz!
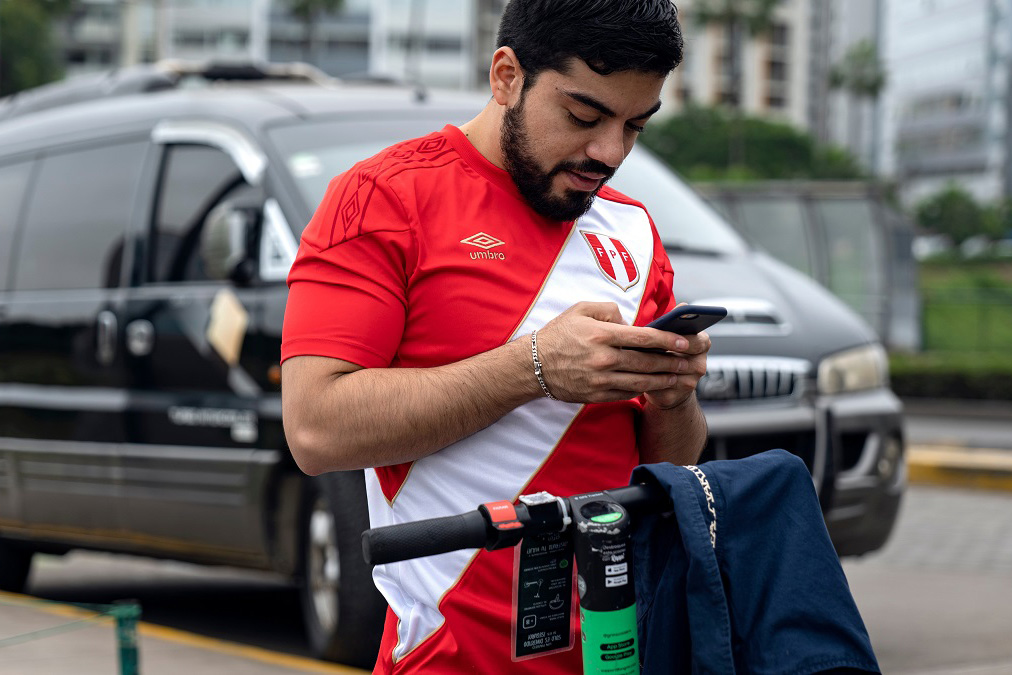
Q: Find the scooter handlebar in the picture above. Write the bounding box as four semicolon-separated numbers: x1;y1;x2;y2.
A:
362;510;490;566
361;482;671;567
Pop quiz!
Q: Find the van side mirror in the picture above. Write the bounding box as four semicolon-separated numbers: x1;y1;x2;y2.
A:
200;201;258;285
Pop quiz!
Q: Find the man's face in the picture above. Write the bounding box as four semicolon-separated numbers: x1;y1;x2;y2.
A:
499;58;665;222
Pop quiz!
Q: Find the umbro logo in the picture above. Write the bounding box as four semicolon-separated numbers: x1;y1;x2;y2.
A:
461;232;505;250
461;232;507;261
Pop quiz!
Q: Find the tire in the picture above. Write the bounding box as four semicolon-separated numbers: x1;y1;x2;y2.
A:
298;470;386;668
0;540;33;593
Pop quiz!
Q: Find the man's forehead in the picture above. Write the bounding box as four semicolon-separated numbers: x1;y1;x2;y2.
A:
536;58;666;114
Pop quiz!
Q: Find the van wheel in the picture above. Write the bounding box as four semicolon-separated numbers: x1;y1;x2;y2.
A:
299;471;385;668
0;540;33;592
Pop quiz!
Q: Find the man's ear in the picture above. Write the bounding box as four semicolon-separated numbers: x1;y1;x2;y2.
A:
489;46;524;106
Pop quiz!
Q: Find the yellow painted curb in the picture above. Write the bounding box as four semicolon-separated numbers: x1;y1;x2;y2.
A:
908;445;1012;492
0;590;368;674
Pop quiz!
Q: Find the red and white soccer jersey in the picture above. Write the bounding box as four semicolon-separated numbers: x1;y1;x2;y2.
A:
282;125;675;673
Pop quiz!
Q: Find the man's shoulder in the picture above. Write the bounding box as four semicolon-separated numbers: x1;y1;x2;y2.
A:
351;130;460;185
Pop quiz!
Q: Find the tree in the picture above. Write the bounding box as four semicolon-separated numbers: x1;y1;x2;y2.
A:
691;0;782;167
283;0;345;65
828;39;887;168
641;104;863;181
0;0;73;96
915;185;988;245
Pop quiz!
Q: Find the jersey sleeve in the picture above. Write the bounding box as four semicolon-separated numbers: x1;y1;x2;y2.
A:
282;167;416;368
650;232;676;318
635;213;676;325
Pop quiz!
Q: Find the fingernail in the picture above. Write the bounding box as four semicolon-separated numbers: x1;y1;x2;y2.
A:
676;339;688;351
668;375;679;385
678;360;687;372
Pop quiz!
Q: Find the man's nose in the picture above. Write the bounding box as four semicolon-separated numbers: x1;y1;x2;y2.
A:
585;125;627;170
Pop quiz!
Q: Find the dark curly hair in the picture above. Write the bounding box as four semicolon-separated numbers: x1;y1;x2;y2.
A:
497;0;684;88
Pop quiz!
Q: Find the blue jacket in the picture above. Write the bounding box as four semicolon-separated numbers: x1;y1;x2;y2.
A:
631;449;880;674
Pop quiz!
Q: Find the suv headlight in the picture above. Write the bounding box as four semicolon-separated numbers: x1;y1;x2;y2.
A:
817;344;888;395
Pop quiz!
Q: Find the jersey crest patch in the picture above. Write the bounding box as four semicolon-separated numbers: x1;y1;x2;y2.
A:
580;231;641;291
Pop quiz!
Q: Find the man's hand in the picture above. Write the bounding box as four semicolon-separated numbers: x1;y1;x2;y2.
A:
533;302;710;405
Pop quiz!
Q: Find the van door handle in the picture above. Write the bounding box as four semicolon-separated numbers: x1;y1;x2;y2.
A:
96;311;118;365
125;319;155;357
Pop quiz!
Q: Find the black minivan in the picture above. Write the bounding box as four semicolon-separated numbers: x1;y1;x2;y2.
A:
0;62;905;666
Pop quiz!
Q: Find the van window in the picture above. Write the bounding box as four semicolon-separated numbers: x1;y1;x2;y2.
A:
14;141;147;291
814;199;884;318
150;144;260;283
0;161;33;291
735;198;813;276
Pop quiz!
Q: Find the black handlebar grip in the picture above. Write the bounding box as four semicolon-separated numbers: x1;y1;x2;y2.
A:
362;510;490;566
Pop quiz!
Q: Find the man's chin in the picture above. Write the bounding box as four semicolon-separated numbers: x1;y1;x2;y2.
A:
535;191;597;222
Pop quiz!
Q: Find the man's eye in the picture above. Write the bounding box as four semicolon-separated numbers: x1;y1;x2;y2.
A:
568;112;598;128
627;123;646;134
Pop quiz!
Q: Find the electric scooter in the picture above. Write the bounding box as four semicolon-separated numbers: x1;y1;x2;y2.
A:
362;483;671;675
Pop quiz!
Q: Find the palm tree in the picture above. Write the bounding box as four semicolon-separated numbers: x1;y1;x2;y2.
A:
691;0;782;167
283;0;345;66
829;39;887;170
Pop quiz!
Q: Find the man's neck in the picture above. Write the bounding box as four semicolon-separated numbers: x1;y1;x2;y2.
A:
458;103;507;170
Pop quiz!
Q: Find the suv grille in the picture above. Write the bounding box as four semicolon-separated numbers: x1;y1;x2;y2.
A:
697;356;810;401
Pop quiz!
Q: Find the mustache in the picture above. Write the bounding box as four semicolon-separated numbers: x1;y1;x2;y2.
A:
551;159;616;181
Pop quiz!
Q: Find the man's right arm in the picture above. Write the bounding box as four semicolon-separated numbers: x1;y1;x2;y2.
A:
282;302;692;474
282;337;540;474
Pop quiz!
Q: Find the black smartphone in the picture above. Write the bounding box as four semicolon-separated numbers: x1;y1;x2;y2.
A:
646;304;727;335
626;304;727;353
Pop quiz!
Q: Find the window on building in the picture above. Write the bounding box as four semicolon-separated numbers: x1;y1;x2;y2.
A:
14;141;147;291
770;23;789;48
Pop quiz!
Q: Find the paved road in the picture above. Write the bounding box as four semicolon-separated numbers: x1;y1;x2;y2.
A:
844;484;1012;674
902;398;1012;450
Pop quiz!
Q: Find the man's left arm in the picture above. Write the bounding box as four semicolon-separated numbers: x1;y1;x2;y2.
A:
636;331;711;465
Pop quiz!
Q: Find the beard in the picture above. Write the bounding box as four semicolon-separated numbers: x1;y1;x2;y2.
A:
500;91;615;222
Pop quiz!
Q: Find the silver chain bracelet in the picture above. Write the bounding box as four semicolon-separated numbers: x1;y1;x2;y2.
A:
530;330;558;401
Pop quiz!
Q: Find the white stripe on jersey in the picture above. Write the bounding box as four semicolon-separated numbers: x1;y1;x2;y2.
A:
365;197;656;661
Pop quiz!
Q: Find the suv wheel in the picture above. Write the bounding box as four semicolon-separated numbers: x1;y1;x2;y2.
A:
299;471;385;668
0;540;33;592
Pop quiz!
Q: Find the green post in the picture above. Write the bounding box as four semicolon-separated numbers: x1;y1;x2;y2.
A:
112;600;142;675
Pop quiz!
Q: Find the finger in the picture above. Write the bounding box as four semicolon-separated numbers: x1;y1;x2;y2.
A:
572;301;626;325
610;324;690;353
662;331;712;357
615;349;688;375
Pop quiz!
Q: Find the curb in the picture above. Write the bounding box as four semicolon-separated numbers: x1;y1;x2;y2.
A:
0;590;368;675
907;445;1012;492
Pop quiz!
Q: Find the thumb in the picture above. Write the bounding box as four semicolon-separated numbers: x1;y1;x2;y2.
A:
575;301;626;325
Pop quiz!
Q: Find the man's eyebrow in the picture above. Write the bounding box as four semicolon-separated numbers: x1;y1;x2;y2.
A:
563;91;662;120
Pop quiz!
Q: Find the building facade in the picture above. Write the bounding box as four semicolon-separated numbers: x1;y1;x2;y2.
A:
663;0;811;129
367;0;505;90
881;0;1012;204
808;0;885;173
55;0;370;80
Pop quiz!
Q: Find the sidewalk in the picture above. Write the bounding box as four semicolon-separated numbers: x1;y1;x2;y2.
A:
903;397;1012;492
0;591;367;675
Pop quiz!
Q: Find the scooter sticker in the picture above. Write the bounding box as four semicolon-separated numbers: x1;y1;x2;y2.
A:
511;530;576;661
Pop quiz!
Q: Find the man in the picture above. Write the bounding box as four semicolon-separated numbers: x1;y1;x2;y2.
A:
282;1;708;671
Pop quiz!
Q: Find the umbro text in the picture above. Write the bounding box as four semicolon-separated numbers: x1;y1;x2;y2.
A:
470;251;506;261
